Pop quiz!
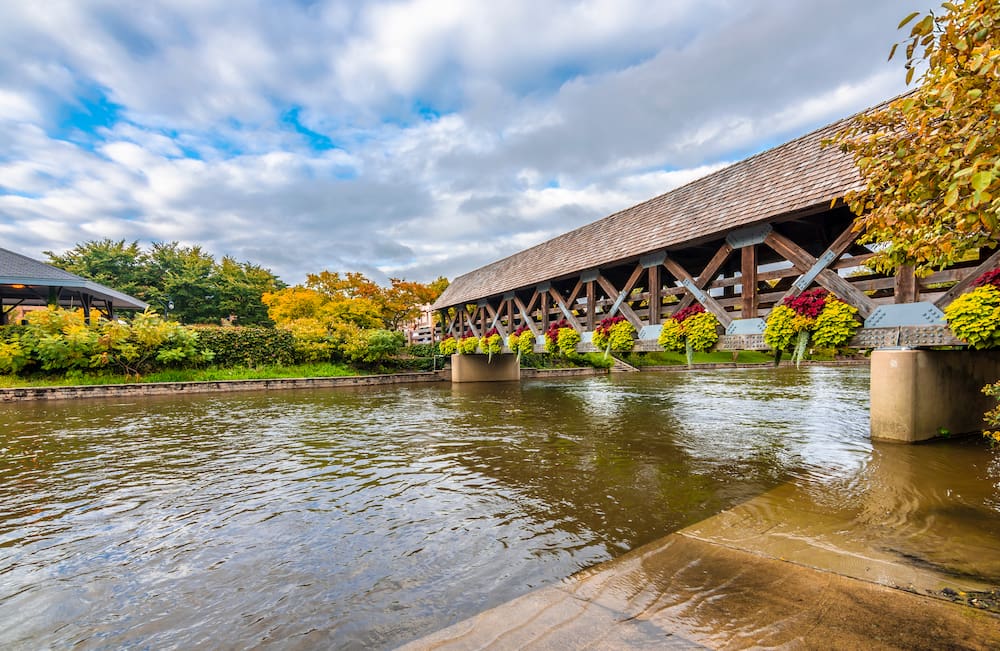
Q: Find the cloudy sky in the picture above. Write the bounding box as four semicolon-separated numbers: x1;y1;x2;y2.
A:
0;1;929;285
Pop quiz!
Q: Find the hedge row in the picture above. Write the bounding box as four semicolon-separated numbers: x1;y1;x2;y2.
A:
193;326;297;367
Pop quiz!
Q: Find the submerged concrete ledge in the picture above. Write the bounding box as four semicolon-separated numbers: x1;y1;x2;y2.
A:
402;528;1000;650
0;370;449;402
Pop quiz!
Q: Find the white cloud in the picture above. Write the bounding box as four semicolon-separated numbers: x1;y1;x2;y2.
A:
0;0;935;285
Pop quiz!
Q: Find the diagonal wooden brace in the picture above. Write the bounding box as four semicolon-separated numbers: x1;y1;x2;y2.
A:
662;255;733;327
765;228;875;318
673;243;734;312
463;305;481;338
933;245;1000;309
547;287;583;331
513;296;540;336
595;273;643;329
485;301;508;338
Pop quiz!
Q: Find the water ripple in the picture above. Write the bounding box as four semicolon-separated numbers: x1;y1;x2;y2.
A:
0;369;997;649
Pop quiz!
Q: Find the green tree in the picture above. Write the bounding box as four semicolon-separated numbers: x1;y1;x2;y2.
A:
45;239;152;298
215;257;285;325
46;240;285;325
830;1;1000;273
147;242;218;323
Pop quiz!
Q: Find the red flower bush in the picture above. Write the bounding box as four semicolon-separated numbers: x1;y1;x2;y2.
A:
671;303;705;323
544;319;570;345
973;268;1000;289
782;288;829;319
595;315;626;337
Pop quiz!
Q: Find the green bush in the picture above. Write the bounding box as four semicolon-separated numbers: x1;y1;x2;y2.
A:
439;336;458;355
944;284;1000;348
194;326;297;367
350;329;404;365
406;343;436;357
811;299;860;349
2;307;210;376
556;327;582;356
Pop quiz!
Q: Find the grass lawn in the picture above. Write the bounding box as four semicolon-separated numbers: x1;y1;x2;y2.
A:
0;362;358;388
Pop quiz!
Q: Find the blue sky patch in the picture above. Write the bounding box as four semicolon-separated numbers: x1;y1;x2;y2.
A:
282;107;336;151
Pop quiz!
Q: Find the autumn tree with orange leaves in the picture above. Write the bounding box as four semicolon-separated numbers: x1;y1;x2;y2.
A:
830;1;1000;274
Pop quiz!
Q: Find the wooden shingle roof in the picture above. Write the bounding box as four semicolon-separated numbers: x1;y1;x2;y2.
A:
0;247;149;309
433;112;865;310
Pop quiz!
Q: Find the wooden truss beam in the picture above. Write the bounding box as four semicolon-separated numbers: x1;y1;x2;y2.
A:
933;246;1000;309
463;305;481;338
513;296;540;336
673;243;734;313
595;273;643;329
485;301;508;338
548;287;583;331
765;227;876;318
662;255;733;327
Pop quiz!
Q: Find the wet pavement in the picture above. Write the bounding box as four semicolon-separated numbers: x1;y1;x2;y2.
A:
402;482;1000;650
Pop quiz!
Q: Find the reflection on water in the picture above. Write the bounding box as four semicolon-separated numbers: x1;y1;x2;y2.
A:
0;367;997;649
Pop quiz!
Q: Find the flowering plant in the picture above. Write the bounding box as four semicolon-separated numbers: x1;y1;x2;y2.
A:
764;288;859;365
507;325;535;358
543;319;580;356
657;303;720;366
944;267;1000;349
985;382;1000;446
438;335;458;355
480;327;503;362
973;268;1000;290
592;316;637;354
457;333;480;355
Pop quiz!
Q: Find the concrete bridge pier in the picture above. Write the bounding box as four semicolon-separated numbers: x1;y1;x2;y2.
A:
450;354;520;383
870;349;1000;442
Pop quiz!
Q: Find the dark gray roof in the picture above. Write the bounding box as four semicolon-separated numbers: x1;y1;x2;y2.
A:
432;110;865;310
0;247;149;309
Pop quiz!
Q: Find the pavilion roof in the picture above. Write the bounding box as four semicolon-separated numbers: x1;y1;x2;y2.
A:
0;247;149;310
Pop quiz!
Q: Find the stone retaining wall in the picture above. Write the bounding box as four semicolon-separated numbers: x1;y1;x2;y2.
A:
0;371;449;402
639;359;869;372
520;367;608;378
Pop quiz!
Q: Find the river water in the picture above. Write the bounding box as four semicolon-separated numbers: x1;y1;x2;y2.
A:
1;367;998;649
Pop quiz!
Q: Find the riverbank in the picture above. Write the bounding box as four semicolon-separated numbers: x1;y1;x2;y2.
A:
0;370;448;402
640;358;869;372
0;359;875;401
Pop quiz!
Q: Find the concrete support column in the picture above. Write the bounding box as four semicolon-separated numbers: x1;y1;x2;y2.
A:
870;349;1000;442
450;354;520;383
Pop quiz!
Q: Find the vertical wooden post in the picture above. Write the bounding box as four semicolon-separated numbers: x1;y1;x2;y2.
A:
647;265;661;325
541;291;550;331
586;281;596;330
895;264;919;304
741;244;758;318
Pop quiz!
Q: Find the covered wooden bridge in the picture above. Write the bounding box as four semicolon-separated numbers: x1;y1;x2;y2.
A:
431;106;997;353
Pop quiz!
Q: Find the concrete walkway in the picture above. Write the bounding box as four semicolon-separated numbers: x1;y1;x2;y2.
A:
401;532;1000;650
401;481;1000;650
